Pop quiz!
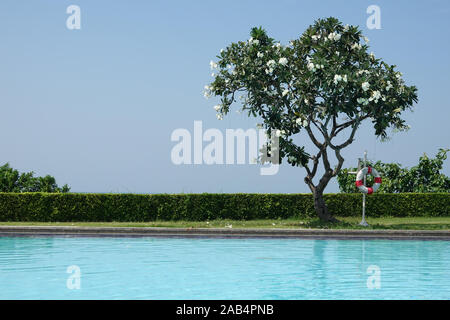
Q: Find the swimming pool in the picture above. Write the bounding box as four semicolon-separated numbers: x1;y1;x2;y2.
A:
0;236;449;299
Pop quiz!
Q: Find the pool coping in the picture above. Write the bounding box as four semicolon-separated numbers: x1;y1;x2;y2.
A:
0;226;449;240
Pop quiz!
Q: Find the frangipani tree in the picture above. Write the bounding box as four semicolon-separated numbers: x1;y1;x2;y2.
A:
204;17;418;221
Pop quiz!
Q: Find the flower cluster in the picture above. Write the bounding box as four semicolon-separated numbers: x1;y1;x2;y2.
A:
265;60;276;74
361;82;370;92
278;57;288;66
307;61;324;72
357;97;369;106
357;70;370;76
327;32;341;41
248;37;260;46
386;81;393;91
369;90;384;103
295;118;308;127
274;129;286;137
264;57;288;74
351;42;362;50
333;74;347;85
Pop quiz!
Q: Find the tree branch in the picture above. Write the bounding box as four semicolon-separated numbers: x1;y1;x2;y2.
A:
305;120;323;149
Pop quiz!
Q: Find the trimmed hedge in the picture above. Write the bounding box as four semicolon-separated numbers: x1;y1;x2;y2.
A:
0;193;448;222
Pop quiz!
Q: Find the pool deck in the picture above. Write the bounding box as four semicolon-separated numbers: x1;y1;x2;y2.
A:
0;226;449;240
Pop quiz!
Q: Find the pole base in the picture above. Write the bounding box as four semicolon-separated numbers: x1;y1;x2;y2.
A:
359;219;369;227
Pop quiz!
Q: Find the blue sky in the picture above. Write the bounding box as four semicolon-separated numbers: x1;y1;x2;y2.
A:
0;0;449;193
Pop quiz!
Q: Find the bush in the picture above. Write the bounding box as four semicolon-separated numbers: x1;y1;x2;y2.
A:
337;149;450;193
0;163;70;193
0;193;448;222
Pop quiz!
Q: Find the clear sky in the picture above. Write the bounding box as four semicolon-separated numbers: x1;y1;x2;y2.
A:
0;0;449;193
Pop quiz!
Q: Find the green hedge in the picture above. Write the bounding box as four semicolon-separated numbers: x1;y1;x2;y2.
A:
0;193;448;222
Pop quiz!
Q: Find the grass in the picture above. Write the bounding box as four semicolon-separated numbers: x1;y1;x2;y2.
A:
0;217;449;230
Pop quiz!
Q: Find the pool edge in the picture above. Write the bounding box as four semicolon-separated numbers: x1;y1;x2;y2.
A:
0;226;449;240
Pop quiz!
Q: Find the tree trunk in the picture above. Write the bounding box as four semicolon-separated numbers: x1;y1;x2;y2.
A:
313;189;337;222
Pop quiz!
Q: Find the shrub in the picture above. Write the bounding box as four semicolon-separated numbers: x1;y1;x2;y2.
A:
0;163;70;193
337;149;450;193
0;193;448;222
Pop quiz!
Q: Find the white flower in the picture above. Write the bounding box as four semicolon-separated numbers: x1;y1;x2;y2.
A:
361;82;370;92
357;97;369;105
288;156;296;162
204;85;211;99
351;43;362;50
311;34;320;41
249;38;259;46
257;52;264;58
210;60;217;70
334;74;343;84
357;70;370;76
303;119;308;127
279;57;288;66
396;72;403;79
216;114;223;120
336;51;340;56
282;89;289;97
220;48;224;53
386;81;393;91
295;118;302;125
275;129;282;137
307;62;316;72
211;73;215;77
328;32;341;41
369;90;382;103
343;24;350;32
363;36;369;43
304;98;309;105
343;75;347;82
213;105;221;111
369;52;375;60
267;60;276;68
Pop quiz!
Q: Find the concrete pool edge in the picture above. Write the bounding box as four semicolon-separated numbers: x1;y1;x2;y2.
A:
0;226;449;240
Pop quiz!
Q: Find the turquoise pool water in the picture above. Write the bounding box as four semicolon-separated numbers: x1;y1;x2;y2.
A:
0;236;449;299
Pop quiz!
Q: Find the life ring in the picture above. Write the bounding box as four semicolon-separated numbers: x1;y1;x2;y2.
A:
355;166;382;194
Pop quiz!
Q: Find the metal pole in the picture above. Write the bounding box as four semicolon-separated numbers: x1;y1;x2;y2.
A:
360;151;369;226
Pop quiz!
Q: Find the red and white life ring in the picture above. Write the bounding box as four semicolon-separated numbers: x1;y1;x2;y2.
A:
355;166;382;194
